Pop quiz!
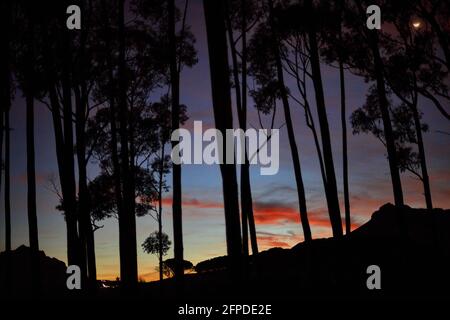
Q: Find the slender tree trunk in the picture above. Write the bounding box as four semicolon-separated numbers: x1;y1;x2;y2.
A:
24;8;41;294
225;5;248;257
240;0;258;256
43;31;80;266
278;85;312;242
203;0;243;279
305;0;343;237
75;0;97;291
337;2;351;235
109;95;126;285
118;0;138;290
412;100;433;209
269;0;312;242
75;84;97;291
304;100;328;195
354;0;405;206
47;84;82;269
26;83;41;294
1;0;12;294
225;1;258;256
128;101;138;286
340;60;350;234
292;53;327;187
4;97;12;293
410;70;432;209
100;0;125;290
370;34;405;206
62;31;84;274
86;224;97;285
48;86;75;263
169;0;184;292
158;145;165;284
0;102;3;206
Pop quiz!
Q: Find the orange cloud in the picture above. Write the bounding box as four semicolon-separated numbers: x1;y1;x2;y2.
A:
163;196;362;231
162;197;222;209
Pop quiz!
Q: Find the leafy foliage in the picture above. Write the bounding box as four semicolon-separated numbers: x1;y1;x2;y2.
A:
142;231;171;256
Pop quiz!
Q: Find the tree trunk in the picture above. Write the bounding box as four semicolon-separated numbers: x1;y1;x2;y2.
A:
0;100;3;212
109;92;126;286
369;33;405;206
225;1;258;256
412;100;433;209
128;99;138;287
340;60;351;234
158;145;165;284
75;84;97;291
241;0;258;256
42;29;80;267
26;81;41;294
169;0;184;292
203;0;243;279
1;0;12;294
118;0;138;290
337;1;351;235
305;0;343;237
75;1;97;291
24;8;41;294
269;0;312;242
61;29;84;275
47;84;81;268
100;0;125;290
354;0;404;207
338;55;351;236
278;84;312;242
4;94;12;293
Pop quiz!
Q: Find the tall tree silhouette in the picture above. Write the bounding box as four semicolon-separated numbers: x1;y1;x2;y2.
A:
117;0;138;290
269;0;343;237
303;0;343;236
337;0;351;234
319;0;351;233
99;0;127;291
380;4;441;209
352;0;404;206
203;0;243;278
269;0;313;241
225;0;260;255
248;0;313;242
151;97;180;284
34;0;84;271
22;3;41;293
62;16;85;277
168;0;184;292
262;4;333;236
1;0;12;294
128;0;196;291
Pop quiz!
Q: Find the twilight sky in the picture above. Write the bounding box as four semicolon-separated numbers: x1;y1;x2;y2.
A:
1;0;449;281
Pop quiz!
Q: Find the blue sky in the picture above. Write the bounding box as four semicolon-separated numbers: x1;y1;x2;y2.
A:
1;0;449;281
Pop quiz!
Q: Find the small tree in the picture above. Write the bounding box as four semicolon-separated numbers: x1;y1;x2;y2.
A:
142;231;171;280
162;259;194;278
142;231;171;256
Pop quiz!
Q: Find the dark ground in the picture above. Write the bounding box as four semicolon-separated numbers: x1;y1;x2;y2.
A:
1;203;450;302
